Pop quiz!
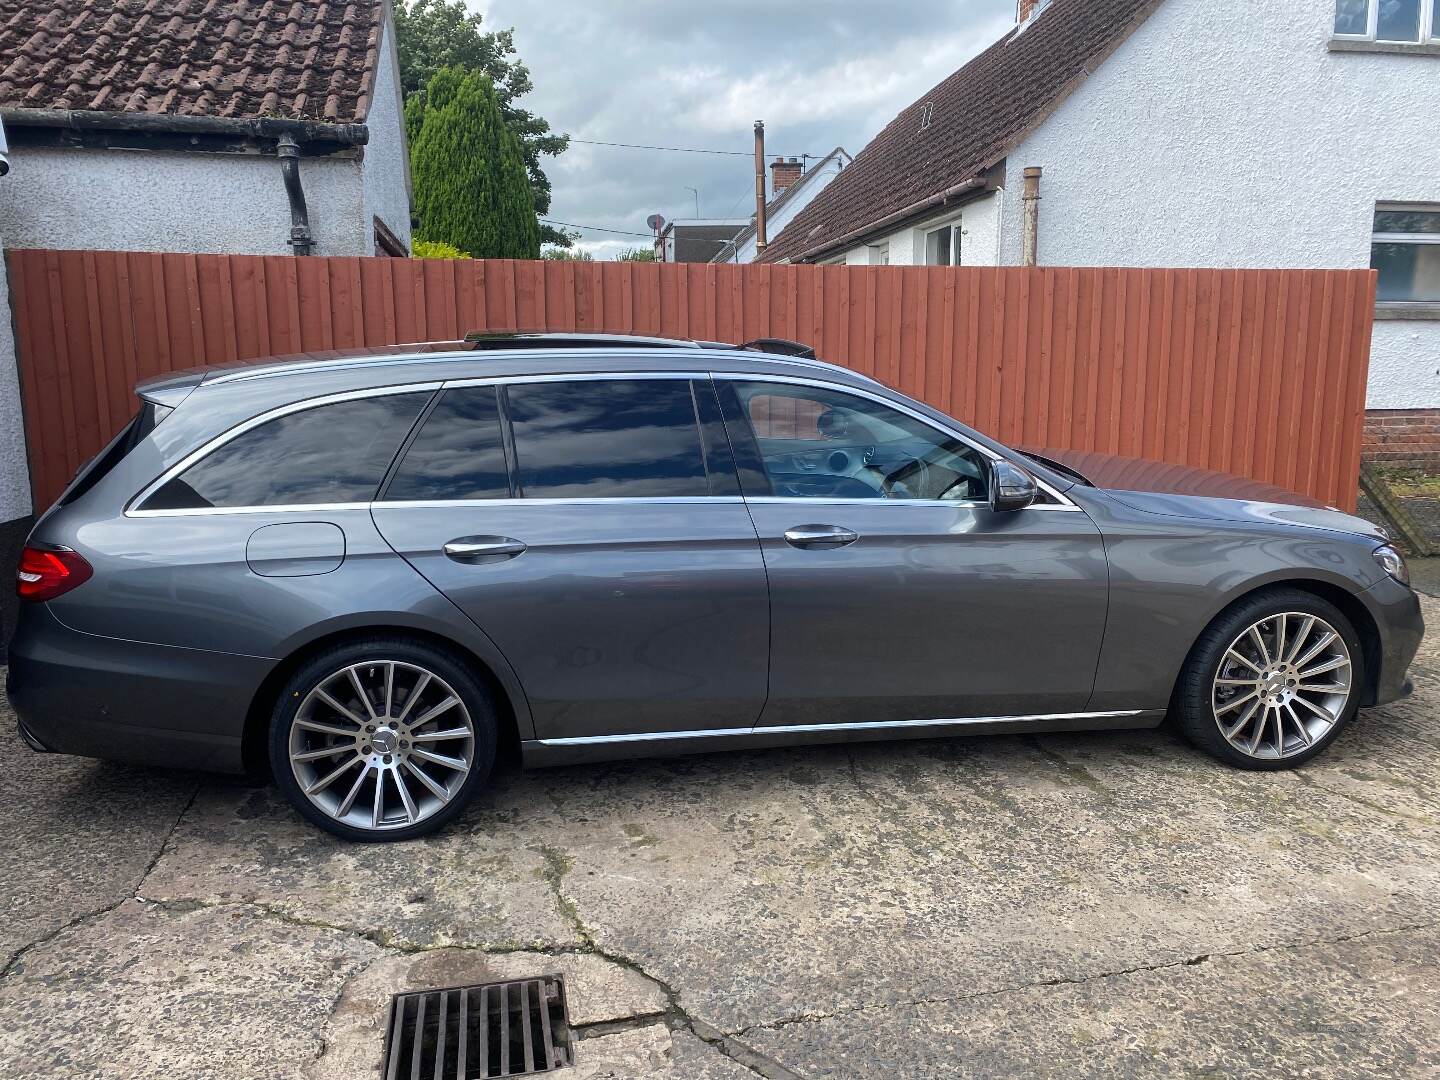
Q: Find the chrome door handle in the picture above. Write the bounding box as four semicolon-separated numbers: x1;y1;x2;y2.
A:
783;524;858;549
443;536;527;562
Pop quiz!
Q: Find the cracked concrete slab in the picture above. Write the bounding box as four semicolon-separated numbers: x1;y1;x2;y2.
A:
138;781;578;951
0;748;197;972
740;925;1440;1078
2;593;1438;1076
0;900;380;1079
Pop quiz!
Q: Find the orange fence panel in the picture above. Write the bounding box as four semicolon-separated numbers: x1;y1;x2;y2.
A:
6;250;1374;511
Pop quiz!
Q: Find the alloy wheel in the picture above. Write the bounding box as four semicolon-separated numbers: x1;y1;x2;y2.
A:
287;660;475;832
1211;612;1353;760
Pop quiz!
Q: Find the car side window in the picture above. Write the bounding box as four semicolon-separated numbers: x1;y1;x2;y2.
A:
504;378;715;499
721;380;990;502
139;393;428;510
383;385;511;502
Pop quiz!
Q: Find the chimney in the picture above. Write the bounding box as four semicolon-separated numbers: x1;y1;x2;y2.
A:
770;156;804;197
1017;0;1042;22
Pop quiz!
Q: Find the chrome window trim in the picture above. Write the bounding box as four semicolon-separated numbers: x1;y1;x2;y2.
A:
375;496;745;509
125;381;442;517
711;371;1082;511
744;495;990;510
131;502;376;519
537;709;1152;747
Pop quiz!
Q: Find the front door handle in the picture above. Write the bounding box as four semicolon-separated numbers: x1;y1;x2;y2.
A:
783;524;858;549
443;536;527;562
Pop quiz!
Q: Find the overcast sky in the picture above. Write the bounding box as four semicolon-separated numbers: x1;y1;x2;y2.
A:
473;0;1016;259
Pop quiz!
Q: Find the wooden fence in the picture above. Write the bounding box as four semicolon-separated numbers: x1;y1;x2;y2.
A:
6;249;1375;511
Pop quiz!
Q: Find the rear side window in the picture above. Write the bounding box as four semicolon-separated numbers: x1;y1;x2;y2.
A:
60;401;172;507
384;385;510;502
140;393;427;510
505;379;709;499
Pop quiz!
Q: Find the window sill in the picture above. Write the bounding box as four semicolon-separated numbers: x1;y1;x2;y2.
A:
1329;38;1440;56
1375;303;1440;321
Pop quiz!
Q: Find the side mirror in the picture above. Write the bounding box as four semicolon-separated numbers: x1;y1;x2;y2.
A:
988;459;1038;512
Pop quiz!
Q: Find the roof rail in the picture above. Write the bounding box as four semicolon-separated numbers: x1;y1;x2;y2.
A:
737;338;817;360
462;330;701;350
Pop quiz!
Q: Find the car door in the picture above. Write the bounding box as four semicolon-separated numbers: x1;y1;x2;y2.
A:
715;375;1110;729
371;373;770;742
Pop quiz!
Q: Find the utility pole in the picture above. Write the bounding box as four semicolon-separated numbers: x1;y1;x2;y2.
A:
754;120;767;253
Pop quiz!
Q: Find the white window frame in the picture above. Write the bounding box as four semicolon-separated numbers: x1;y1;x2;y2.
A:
923;217;964;267
1373;202;1440;306
1333;0;1438;43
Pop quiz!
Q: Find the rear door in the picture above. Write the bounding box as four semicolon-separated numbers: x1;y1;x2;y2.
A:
371;374;770;742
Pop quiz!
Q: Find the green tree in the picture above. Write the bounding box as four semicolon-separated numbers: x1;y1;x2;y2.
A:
541;247;595;261
409;68;540;259
395;0;568;244
617;246;657;262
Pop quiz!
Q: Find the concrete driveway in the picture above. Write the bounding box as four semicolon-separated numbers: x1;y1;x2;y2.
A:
3;598;1439;1079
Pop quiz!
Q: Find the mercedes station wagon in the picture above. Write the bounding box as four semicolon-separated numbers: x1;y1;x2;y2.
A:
7;334;1423;841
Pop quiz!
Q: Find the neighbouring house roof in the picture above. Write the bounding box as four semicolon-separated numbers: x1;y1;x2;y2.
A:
760;0;1164;263
711;146;851;264
0;0;385;124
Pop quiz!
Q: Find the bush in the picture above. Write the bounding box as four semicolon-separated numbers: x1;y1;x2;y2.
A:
412;239;467;259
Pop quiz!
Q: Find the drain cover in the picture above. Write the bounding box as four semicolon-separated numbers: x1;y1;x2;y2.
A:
383;976;574;1078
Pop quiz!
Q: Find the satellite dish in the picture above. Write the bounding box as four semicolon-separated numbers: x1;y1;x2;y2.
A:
646;214;665;232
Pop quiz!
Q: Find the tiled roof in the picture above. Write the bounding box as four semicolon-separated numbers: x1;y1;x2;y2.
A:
760;0;1164;262
0;0;384;123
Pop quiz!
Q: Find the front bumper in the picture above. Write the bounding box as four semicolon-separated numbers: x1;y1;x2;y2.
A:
1363;575;1425;706
6;604;271;773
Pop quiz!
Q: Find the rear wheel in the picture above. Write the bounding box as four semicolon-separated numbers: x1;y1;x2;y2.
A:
1172;589;1363;769
269;638;497;841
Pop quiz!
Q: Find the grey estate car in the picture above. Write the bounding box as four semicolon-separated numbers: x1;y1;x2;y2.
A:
7;333;1423;841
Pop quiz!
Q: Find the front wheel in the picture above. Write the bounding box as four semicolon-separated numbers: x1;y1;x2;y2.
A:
269;638;497;841
1172;589;1364;770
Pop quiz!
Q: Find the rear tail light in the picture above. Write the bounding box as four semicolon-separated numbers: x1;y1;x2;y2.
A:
16;545;93;602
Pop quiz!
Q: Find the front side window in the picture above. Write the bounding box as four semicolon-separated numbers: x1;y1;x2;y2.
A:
140;393;427;510
384;385;510;501
722;380;990;502
1372;205;1440;303
1335;0;1437;42
505;379;711;499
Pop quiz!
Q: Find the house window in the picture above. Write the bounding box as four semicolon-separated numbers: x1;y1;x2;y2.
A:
1334;0;1438;43
924;223;962;266
1372;205;1440;304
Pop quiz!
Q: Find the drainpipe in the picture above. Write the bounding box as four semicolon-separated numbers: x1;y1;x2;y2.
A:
1021;166;1042;266
277;134;314;255
754;120;767;253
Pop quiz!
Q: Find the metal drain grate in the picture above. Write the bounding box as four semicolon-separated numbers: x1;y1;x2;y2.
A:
383;976;574;1079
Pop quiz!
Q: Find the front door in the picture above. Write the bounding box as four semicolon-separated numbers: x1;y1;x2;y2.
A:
716;377;1110;729
372;375;770;742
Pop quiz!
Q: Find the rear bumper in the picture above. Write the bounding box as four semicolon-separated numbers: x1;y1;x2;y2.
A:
1363;576;1425;707
5;604;271;773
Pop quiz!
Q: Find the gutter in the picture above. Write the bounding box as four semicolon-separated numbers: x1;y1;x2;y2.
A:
0;108;368;147
787;175;990;263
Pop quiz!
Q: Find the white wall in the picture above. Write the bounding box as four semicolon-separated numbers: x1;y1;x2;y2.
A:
0;242;29;522
361;13;413;253
997;0;1440;408
726;154;849;263
0;146;368;256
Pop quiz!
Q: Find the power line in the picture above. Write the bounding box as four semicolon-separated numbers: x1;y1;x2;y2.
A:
542;218;653;238
566;136;814;158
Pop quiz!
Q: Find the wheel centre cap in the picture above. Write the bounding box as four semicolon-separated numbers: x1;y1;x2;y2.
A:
371;728;398;754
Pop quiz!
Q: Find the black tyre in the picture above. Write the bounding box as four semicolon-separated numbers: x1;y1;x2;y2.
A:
1172;588;1364;770
268;637;497;841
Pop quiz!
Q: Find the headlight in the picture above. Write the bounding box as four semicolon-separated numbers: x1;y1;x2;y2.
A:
1373;543;1410;586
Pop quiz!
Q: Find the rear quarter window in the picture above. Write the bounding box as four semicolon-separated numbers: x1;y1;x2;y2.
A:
139;393;428;510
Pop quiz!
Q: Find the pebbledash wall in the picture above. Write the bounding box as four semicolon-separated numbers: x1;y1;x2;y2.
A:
991;0;1439;424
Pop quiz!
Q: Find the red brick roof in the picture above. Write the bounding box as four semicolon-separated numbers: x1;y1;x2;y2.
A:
0;0;384;123
760;0;1163;263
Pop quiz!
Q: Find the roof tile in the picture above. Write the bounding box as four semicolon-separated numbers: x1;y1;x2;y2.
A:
761;0;1164;262
0;0;382;123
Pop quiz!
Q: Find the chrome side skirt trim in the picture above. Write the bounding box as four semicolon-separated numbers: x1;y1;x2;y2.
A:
537;709;1153;747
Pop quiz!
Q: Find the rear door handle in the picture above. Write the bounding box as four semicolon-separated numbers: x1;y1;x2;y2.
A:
443;536;527;562
783;524;858;549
